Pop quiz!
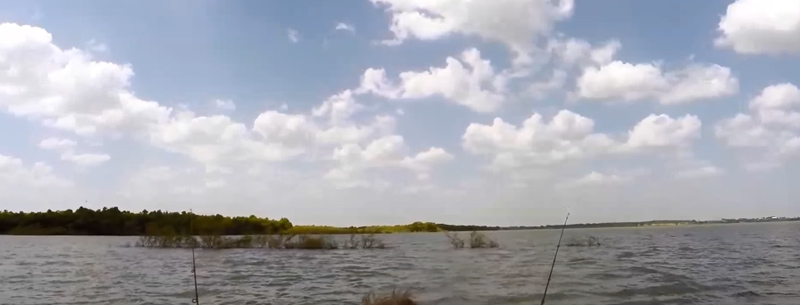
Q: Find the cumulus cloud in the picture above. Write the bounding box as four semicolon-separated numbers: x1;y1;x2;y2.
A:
463;110;702;172
357;48;506;113
38;138;77;151
548;38;622;67
715;0;800;55
561;171;630;188
0;23;172;137
38;137;110;167
625;114;702;150
0;155;83;212
370;0;574;65
0;154;71;188
716;83;800;169
576;61;739;105
60;151;111;167
0;22;450;190
462;110;618;170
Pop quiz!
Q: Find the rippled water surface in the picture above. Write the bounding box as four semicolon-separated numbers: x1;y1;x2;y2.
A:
1;222;799;305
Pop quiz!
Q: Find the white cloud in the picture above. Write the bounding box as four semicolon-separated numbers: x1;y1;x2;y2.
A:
287;28;300;43
358;48;506;113
562;171;630;188
0;23;173;137
252;111;318;148
0;154;71;188
214;99;236;111
325;135;453;185
462;110;620;170
716;83;800;169
86;39;109;53
548;38;621;67
370;0;574;65
749;83;800;128
625;114;702;150
675;166;724;179
335;22;356;33
715;0;800;55
576;61;739;105
38;138;77;151
312;90;363;125
38;137;110;167
60;151;111;167
716;114;773;148
463;111;702;172
149;110;305;169
528;69;567;99
402;147;455;180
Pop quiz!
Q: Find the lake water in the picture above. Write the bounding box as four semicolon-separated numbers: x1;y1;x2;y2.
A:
1;222;798;305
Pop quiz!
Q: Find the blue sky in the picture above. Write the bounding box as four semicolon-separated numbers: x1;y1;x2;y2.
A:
0;0;799;226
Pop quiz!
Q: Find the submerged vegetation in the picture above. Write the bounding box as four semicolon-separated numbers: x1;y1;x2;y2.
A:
565;235;602;247
362;289;418;305
286;221;440;235
135;233;385;250
444;231;500;249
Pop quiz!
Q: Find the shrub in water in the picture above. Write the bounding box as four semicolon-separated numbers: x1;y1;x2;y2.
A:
468;231;499;249
284;235;338;249
360;234;386;249
444;231;465;249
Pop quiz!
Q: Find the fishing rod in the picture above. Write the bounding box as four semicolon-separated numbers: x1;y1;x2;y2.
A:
190;209;200;304
540;213;569;305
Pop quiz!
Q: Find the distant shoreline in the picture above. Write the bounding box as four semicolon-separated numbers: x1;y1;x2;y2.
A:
480;218;800;231
2;207;799;236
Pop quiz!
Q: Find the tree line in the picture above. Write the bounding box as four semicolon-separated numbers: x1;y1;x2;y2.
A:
0;207;445;236
0;207;292;236
0;206;541;236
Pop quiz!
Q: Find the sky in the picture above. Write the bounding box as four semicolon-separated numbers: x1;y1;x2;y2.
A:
0;0;799;226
